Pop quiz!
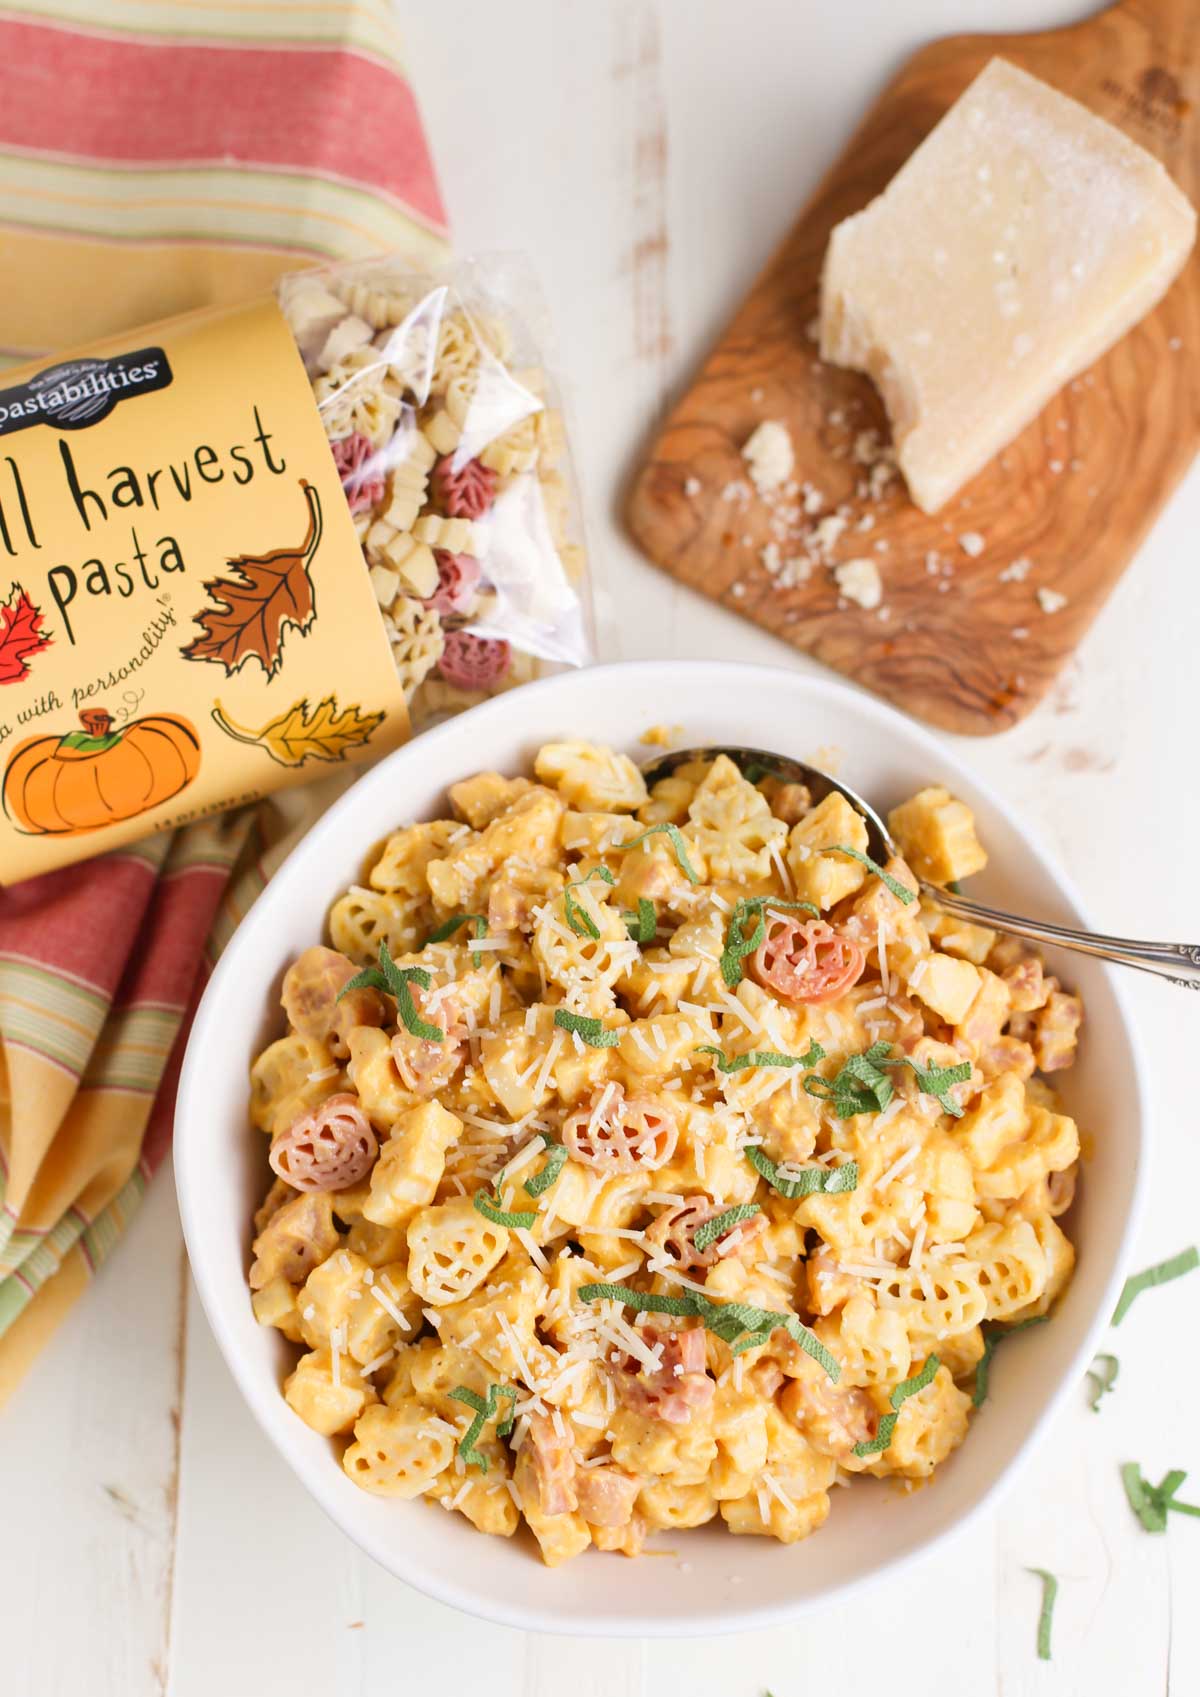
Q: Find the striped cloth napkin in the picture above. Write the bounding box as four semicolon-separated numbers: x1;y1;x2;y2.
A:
0;0;448;1402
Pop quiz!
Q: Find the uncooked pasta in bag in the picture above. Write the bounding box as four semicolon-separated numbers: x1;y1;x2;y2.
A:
278;255;591;727
0;255;592;883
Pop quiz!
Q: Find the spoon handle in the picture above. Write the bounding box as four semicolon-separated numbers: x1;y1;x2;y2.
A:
927;885;1200;990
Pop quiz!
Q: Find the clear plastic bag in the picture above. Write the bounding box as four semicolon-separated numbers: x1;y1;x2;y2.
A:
276;255;593;730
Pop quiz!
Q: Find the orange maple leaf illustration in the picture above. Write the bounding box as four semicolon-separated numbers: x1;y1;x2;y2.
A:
181;480;323;679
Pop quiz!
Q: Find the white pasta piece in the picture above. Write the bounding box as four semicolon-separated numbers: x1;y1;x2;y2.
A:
412;514;480;555
388;596;444;696
318;313;375;371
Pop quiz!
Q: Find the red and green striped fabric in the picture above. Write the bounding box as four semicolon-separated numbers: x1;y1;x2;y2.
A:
0;0;448;361
0;0;447;1400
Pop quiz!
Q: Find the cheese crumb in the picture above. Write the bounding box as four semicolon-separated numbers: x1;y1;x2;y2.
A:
834;557;883;610
683;476;702;497
999;555;1032;582
742;420;795;496
958;531;986;557
814;513;848;553
1037;587;1068;614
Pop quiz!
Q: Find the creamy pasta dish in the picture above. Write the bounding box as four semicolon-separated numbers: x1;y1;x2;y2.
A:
246;742;1083;1564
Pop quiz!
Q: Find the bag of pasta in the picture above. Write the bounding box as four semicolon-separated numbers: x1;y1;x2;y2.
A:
0;255;592;884
278;255;592;728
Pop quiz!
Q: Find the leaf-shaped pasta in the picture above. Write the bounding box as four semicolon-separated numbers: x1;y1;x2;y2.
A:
686;754;787;882
386;596;445;698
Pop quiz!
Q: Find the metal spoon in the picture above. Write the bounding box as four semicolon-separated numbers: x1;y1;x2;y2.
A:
640;744;1200;991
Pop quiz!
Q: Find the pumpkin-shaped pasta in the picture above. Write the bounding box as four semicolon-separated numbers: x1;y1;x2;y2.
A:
974;1103;1080;1202
270;1093;378;1193
721;1486;830;1545
448;770;532;829
479;1007;559;1118
390;996;467;1098
406;1195;508;1305
608;1401;717;1487
342;1401;456;1497
752;915;865;1006
563;1083;677;1172
639;1481;719;1530
636;759;712;827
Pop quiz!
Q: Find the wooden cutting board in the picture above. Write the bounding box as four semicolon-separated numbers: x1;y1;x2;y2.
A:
627;0;1200;735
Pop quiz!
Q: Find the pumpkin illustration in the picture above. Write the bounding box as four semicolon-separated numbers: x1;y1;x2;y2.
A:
2;706;201;837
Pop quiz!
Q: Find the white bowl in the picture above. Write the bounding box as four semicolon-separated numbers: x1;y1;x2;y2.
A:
175;660;1147;1637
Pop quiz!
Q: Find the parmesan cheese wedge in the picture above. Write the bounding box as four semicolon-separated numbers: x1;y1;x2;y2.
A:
819;58;1196;513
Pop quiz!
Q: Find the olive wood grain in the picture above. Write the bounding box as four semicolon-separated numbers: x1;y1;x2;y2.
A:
626;0;1200;734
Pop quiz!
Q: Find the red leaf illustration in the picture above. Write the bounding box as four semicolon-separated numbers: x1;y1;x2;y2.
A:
181;480;323;680
0;583;52;685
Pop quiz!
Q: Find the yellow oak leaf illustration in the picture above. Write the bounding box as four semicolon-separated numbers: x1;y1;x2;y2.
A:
211;695;385;767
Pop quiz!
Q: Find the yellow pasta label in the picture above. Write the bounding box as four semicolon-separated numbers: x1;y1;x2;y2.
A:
0;297;409;883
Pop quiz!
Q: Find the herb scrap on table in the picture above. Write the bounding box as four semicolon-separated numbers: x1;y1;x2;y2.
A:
1112;1245;1199;1326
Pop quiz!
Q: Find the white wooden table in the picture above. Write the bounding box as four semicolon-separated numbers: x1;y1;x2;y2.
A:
3;3;1197;1691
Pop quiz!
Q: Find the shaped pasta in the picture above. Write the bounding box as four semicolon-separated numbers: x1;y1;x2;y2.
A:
343;1401;456;1497
406;1195;508;1305
247;745;1086;1567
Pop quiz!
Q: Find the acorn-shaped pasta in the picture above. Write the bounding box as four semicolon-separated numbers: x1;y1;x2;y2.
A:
2;706;200;836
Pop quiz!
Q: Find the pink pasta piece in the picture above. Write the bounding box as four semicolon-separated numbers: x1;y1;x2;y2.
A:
423;549;482;614
281;944;385;1060
331;431;386;514
432;454;496;519
270;1092;378;1193
563;1085;677;1173
438;630;511;690
752;914;864;1005
646;1194;767;1271
610;1322;713;1425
